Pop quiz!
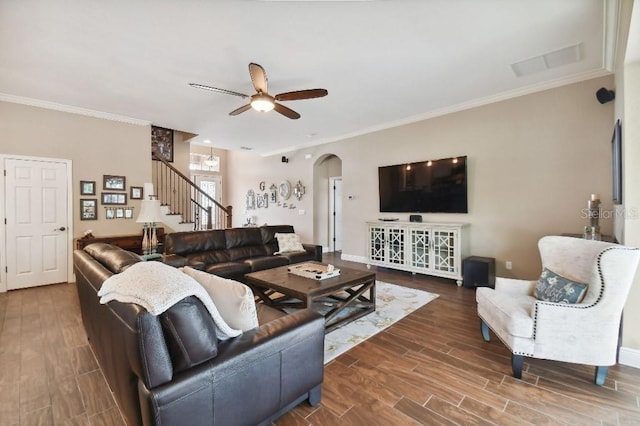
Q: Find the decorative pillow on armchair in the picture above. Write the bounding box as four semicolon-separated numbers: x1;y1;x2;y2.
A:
535;268;588;304
183;267;259;331
274;232;305;253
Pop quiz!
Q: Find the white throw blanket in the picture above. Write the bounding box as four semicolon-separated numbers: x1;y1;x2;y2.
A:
98;262;242;340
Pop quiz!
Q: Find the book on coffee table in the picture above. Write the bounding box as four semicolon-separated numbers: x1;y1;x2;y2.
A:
288;262;340;280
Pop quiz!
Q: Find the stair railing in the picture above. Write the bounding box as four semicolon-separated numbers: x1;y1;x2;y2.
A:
152;153;232;230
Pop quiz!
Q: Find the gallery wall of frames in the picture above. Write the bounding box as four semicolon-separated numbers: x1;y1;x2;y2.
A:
79;174;144;221
243;179;305;225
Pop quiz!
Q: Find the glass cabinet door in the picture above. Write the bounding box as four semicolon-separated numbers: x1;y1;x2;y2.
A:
409;227;430;270
369;226;386;262
432;230;457;273
386;227;405;265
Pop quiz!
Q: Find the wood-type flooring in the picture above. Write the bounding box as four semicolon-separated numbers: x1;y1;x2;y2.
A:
1;252;639;425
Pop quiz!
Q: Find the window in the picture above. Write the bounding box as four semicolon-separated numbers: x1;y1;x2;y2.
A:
189;153;220;172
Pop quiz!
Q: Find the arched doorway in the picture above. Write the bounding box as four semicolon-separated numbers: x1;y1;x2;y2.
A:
313;154;343;253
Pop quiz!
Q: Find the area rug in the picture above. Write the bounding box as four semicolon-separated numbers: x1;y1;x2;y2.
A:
323;281;438;363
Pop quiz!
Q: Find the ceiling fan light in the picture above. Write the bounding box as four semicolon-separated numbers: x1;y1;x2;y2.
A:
251;95;275;112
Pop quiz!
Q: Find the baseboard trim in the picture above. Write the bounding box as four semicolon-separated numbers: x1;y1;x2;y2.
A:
341;254;367;264
619;347;640;368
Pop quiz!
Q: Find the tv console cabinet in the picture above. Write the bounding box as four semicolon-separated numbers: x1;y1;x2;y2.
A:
367;221;469;285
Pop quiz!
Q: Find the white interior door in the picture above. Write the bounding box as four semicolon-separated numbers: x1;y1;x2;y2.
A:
329;177;343;251
193;174;222;229
5;158;69;289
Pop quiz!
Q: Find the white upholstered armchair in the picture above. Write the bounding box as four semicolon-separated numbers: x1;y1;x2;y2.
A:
476;236;640;385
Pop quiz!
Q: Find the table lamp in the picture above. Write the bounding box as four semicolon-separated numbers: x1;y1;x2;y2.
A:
136;185;163;255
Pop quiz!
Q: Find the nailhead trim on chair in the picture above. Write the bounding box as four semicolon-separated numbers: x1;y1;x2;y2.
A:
532;246;627;340
481;246;638;369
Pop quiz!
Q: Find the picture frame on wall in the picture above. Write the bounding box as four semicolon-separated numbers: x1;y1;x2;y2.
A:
106;208;115;219
125;208;134;219
102;192;127;205
151;125;174;162
116;208;125;218
130;186;143;200
80;199;97;220
80;180;96;196
256;193;268;208
103;175;126;191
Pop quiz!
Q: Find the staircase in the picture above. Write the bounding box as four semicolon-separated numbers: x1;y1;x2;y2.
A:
151;153;232;231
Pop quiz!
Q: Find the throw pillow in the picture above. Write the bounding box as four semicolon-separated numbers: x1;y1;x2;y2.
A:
160;297;218;372
183;267;259;331
535;268;588;304
274;232;305;254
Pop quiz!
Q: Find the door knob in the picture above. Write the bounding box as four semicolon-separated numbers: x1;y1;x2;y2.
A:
55;227;66;231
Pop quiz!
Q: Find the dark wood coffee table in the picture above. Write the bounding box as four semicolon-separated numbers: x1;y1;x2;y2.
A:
245;263;376;333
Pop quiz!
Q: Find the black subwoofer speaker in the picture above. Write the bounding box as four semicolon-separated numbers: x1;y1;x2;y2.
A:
463;256;496;289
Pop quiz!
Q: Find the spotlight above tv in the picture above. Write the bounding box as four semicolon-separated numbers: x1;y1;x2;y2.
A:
378;156;468;213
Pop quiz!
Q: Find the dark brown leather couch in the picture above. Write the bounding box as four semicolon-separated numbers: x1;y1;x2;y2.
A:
74;243;324;426
162;225;322;280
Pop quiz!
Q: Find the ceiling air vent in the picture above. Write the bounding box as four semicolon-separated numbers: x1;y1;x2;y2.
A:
511;43;582;77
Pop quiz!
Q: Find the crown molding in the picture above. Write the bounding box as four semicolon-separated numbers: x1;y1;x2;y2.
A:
603;0;620;71
0;93;151;126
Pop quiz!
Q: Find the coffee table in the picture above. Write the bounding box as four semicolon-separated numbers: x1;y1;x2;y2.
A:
245;262;376;333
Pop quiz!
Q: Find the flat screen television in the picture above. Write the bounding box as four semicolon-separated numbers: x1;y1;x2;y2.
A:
378;156;468;213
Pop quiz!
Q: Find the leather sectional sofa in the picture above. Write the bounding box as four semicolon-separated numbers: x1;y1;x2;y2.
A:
162;225;322;280
74;242;325;426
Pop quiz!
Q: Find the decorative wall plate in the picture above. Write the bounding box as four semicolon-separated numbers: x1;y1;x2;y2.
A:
246;189;255;210
279;180;291;200
257;193;268;208
294;180;305;201
269;184;277;203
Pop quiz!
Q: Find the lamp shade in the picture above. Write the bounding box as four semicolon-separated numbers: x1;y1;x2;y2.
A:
136;199;163;223
143;183;154;199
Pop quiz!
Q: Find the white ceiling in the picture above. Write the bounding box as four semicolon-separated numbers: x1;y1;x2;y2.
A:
0;0;616;155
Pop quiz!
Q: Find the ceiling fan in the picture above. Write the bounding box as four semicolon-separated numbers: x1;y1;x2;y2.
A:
189;63;328;120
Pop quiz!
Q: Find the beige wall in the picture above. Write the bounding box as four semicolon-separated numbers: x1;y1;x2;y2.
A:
229;76;615;281
623;61;640;351
227;151;316;242
622;0;640;351
1;101;151;240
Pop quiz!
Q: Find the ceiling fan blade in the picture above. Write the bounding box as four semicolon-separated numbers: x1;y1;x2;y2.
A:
273;103;301;120
189;83;249;98
229;104;252;116
249;63;268;94
275;89;328;102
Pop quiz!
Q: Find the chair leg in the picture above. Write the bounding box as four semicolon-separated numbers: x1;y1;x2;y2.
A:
511;354;523;379
307;385;322;406
594;366;608;386
481;320;491;342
